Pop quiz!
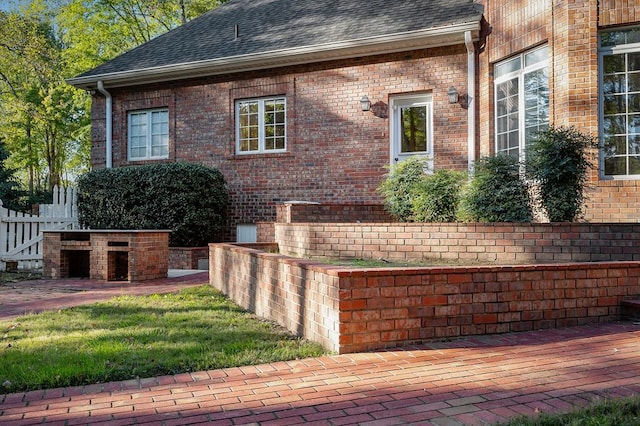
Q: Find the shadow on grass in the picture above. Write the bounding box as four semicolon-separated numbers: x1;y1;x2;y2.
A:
0;285;326;393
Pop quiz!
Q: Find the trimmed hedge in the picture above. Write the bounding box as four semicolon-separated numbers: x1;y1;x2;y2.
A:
77;162;228;247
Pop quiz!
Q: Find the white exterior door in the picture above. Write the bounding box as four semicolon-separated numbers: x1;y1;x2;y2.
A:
390;94;433;166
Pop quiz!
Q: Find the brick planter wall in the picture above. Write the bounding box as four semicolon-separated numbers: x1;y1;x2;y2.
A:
210;242;640;354
168;247;208;270
275;222;640;264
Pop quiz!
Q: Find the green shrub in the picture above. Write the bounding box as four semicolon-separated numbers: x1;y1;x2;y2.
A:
525;126;596;222
411;169;467;222
77;162;228;246
459;154;533;222
377;156;430;221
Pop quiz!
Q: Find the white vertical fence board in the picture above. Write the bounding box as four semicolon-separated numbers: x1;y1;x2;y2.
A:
0;186;80;270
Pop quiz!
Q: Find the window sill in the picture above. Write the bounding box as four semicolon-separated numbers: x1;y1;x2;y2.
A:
229;152;293;161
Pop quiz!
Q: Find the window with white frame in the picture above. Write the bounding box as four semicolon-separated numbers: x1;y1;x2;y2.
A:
236;97;286;154
494;45;549;160
128;109;169;161
600;27;640;178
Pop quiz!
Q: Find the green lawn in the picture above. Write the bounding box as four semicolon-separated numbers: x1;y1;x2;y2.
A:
499;395;640;425
0;285;326;393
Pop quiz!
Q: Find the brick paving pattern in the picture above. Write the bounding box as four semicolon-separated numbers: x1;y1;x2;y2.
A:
1;275;640;425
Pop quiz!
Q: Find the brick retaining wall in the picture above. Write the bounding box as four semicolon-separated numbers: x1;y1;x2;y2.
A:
168;247;208;270
210;242;640;353
276;222;640;264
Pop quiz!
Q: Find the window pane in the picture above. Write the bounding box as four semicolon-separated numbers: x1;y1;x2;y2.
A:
524;45;549;66
603;115;626;134
630;52;640;71
604;95;626;114
604;156;626;175
630;135;640;154
603;135;627;156
400;105;427;153
603;74;626;94
629;114;640;134
603;54;625;74
630;156;640;174
495;56;521;78
629;73;640;92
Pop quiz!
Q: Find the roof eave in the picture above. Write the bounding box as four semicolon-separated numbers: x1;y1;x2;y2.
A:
67;21;481;90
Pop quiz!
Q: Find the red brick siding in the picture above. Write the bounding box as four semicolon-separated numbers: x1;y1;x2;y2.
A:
599;0;640;26
210;242;640;353
90;0;640;232
478;0;639;222
93;48;470;240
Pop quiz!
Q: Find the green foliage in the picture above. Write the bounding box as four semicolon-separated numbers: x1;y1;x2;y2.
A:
378;156;431;221
0;140;26;211
0;285;326;393
77;162;228;246
459;154;533;222
0;1;226;196
525;126;597;222
500;395;640;425
412;169;467;222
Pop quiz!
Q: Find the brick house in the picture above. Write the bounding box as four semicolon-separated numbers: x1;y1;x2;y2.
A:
68;0;640;242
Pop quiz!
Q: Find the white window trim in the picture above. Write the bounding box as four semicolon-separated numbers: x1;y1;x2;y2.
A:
598;34;640;180
389;94;434;169
494;45;549;162
235;97;287;155
127;108;169;161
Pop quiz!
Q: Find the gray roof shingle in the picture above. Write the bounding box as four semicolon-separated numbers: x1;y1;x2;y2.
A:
71;0;483;86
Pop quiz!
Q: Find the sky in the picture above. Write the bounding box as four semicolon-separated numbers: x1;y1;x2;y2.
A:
0;0;28;12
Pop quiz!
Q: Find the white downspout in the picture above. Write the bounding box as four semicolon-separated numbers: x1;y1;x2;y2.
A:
96;81;113;168
465;31;476;174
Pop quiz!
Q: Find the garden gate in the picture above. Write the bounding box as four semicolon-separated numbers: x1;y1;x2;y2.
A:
0;186;79;270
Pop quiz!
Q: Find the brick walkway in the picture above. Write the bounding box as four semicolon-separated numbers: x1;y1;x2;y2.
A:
0;271;209;321
1;275;640;425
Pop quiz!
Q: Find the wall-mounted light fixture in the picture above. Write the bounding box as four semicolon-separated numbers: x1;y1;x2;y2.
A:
360;95;371;112
447;86;459;104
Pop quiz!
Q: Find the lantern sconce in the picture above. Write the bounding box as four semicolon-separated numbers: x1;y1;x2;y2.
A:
360;95;371;112
447;86;459;104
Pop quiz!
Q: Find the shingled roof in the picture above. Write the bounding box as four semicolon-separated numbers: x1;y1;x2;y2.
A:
68;0;483;90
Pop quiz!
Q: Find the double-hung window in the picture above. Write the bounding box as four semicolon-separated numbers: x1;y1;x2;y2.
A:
494;45;549;160
128;108;169;161
236;97;286;154
600;27;640;178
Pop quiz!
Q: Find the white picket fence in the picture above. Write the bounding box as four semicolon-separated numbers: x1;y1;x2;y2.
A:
0;186;79;271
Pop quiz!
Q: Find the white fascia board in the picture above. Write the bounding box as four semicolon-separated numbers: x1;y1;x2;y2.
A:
67;21;481;90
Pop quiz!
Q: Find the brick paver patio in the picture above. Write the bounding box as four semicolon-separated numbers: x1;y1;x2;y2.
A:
1;274;640;425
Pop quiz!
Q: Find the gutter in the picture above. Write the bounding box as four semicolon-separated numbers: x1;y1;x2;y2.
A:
67;21;481;90
96;81;113;168
464;31;476;174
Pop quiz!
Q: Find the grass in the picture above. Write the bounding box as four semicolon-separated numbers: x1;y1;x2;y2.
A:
498;394;640;425
0;285;326;393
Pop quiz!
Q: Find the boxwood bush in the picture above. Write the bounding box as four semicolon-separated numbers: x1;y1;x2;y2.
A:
377;157;431;222
459;154;533;223
411;169;467;222
77;162;228;247
525;126;596;222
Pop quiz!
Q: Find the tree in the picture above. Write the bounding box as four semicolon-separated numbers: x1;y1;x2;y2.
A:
0;138;25;211
0;0;225;198
0;5;90;193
